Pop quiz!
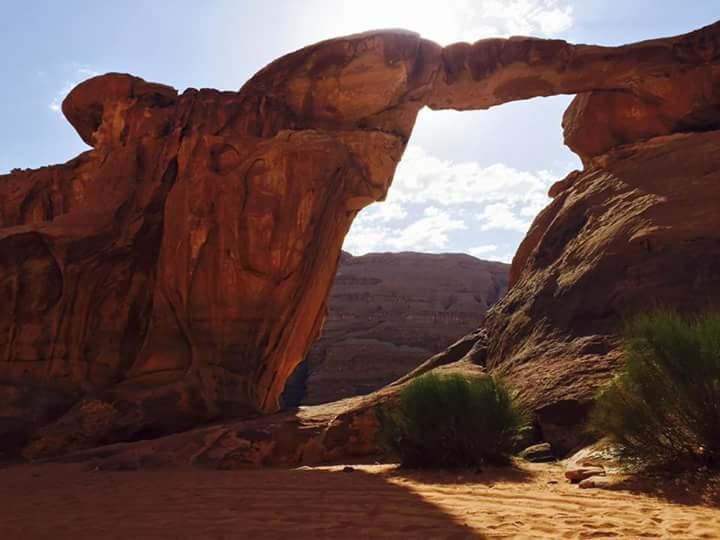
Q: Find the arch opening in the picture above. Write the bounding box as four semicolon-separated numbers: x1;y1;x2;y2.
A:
283;95;581;407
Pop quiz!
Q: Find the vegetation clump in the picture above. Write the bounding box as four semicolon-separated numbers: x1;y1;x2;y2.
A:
590;310;720;469
377;372;526;468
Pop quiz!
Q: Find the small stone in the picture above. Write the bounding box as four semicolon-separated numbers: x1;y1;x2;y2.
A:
518;442;555;463
579;475;613;489
512;424;541;453
565;466;606;483
342;466;355;473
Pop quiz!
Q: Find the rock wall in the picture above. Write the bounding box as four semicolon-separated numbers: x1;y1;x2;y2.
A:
479;130;720;453
284;252;508;405
2;21;720;457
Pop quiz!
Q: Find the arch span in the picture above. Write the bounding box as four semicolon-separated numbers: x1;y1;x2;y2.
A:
1;21;719;457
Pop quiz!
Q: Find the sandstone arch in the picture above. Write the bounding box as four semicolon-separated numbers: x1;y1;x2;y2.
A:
1;21;719;457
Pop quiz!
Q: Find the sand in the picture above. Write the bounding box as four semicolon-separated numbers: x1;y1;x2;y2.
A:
1;461;718;539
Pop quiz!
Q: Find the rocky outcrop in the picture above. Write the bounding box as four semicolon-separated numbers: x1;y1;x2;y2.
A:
1;72;408;458
563;73;720;166
478;131;720;453
2;21;720;458
284;252;508;405
56;359;486;469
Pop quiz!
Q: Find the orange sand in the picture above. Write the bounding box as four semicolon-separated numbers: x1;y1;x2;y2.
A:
1;462;718;539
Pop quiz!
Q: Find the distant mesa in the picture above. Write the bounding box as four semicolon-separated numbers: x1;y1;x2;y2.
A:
282;251;509;407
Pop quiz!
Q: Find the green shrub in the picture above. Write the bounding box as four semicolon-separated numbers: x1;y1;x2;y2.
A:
377;372;526;468
590;310;720;468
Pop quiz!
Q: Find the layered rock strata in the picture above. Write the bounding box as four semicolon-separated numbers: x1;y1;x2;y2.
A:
284;252;508;405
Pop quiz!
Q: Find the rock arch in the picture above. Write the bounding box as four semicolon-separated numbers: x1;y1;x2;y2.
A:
1;21;719;457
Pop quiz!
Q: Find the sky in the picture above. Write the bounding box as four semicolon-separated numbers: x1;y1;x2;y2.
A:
1;1;717;263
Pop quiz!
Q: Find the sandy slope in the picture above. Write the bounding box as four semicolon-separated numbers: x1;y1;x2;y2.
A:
0;462;718;539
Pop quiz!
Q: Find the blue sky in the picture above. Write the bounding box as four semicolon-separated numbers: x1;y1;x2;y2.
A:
1;1;717;262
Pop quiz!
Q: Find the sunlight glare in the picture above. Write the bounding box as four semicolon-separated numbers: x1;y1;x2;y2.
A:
333;0;474;45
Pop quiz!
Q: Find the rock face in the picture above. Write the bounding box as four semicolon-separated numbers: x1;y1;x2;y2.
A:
1;72;408;457
2;21;720;458
285;252;508;405
480;130;720;453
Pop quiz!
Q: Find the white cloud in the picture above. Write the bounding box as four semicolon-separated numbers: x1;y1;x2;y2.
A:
494;252;515;264
361;201;408;222
535;4;574;34
49;67;99;113
342;220;391;255
327;0;573;46
388;145;553;211
468;244;498;257
388;208;466;251
343;145;563;257
468;245;516;264
343;206;467;255
342;201;410;254
476;202;531;232
474;0;574;38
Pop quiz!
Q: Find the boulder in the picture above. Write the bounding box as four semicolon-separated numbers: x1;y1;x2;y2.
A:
564;69;720;166
565;466;606;483
578;476;614;489
564;439;621;471
512;424;542;453
518;443;555;463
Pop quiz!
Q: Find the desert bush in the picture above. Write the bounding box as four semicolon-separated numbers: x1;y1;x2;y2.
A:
590;310;720;468
377;372;526;468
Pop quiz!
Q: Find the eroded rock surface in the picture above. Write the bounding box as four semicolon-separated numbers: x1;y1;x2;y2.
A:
285;252;508;405
1;69;409;458
2;21;720;458
478;130;720;453
58;359;486;468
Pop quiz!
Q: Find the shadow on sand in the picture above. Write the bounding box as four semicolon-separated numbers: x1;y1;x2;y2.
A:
608;470;720;508
0;463;488;539
380;462;535;486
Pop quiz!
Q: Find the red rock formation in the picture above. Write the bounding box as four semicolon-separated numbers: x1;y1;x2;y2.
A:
563;74;720;166
58;359;487;469
482;130;720;453
287;252;508;405
2;21;720;458
0;69;409;458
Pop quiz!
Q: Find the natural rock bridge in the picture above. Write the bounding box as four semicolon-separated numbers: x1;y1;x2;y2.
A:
1;22;719;458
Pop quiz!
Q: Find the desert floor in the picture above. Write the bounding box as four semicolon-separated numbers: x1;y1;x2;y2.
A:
1;461;718;539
